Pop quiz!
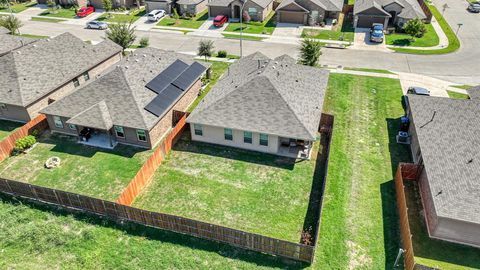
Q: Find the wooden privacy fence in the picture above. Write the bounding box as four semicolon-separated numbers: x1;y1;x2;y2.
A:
418;0;432;23
395;163;420;270
0;115;48;162
116;111;189;206
0;177;315;263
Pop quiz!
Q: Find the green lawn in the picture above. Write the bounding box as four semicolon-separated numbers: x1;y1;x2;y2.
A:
0;1;36;13
315;74;411;269
156;10;208;29
404;181;480;269
0;133;152;201
40;7;77;19
224;12;276;35
17;33;48;39
97;8;146;23
188;61;230;112
447;90;470;99
0;120;23;141
154;26;193;34
344;67;395;74
31;16;66;23
386;22;439;47
222;33;265;41
450;84;473;90
133;134;321;242
392;4;460;54
301;17;354;42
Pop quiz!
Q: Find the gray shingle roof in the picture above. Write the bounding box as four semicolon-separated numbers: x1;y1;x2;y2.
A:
187;53;329;141
0;32;37;56
41;48;209;131
408;94;480;225
177;0;205;5
467;85;480;100
277;0;342;12
0;26;11;35
354;0;426;19
207;0;273;8
0;32;122;107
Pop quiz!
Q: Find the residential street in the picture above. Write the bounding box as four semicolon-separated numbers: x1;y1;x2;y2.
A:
14;0;480;85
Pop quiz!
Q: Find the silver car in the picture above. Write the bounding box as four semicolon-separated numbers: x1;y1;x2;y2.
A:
86;20;108;30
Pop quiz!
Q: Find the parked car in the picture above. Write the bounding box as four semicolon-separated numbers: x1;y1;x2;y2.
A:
86;20;108;30
213;15;228;27
467;3;480;12
407;86;430;96
147;10;166;22
370;23;384;43
77;6;95;17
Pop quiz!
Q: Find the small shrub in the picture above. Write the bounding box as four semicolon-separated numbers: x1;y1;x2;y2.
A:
301;226;313;245
14;135;36;151
216;50;227;58
139;37;149;48
46;0;55;7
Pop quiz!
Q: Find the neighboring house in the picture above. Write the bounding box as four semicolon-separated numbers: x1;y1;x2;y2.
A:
275;0;343;25
177;0;208;16
353;0;426;28
207;0;274;21
406;90;480;248
0;32;122;123
187;52;329;159
146;0;174;13
40;48;210;149
39;0;139;10
0;28;37;57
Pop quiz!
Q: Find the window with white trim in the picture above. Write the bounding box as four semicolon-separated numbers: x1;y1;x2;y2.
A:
224;128;233;141
136;129;147;142
114;126;125;138
244;131;252;144
53;116;63;129
194;124;203;136
259;133;268;146
73;78;80;87
68;124;76;130
83;72;90;81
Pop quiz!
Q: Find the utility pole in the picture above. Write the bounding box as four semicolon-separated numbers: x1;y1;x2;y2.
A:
456;23;463;36
239;0;248;58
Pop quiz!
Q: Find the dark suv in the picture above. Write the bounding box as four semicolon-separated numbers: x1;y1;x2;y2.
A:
468;3;480;12
407;87;430;96
370;23;384;43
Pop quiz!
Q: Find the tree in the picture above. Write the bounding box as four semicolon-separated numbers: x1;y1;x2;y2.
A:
172;8;180;25
102;0;112;12
299;38;322;66
0;15;23;35
404;18;427;41
106;21;136;53
198;40;214;61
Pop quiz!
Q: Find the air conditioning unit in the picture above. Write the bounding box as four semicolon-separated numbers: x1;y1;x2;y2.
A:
396;131;410;144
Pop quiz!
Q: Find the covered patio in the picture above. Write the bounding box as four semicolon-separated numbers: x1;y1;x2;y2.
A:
278;137;314;159
77;127;117;149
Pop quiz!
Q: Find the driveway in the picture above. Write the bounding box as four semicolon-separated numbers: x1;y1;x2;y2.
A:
193;18;229;38
351;28;391;52
398;72;452;97
60;10;105;26
271;23;303;38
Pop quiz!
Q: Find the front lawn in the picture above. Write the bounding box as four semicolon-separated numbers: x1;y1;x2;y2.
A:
224;12;276;35
0;1;36;13
31;16;66;23
404;181;480;269
97;8;146;23
386;22;439;47
447;90;470;99
221;33;266;41
133;134;322;242
157;9;208;29
0;133;152;201
0;120;23;141
40;7;77;19
344;67;395;74
301;16;354;42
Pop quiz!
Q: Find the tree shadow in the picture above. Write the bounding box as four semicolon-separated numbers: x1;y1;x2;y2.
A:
391;38;412;46
0;119;23;135
0;193;309;269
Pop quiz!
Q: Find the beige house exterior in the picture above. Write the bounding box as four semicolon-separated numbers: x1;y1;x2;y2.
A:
208;0;274;21
275;0;343;25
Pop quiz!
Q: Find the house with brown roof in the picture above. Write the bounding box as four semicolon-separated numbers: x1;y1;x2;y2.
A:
207;0;274;21
0;32;122;123
353;0;426;28
275;0;343;25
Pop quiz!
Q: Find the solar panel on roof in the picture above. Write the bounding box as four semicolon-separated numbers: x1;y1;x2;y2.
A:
145;60;189;94
144;85;183;117
172;62;207;91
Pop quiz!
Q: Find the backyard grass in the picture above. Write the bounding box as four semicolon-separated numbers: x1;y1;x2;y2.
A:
224;12;276;35
315;74;411;269
188;61;230;112
343;67;395;74
133;134;321;242
0;1;36;13
0;133;152;201
301;17;354;42
447;90;470;99
222;33;265;41
404;181;480;269
386;22;439;47
97;8;146;23
156;9;208;29
40;7;77;19
392;4;460;54
31;16;66;23
0;120;23;141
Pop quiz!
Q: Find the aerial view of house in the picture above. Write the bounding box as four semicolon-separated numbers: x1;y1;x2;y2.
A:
0;26;36;56
207;0;274;21
406;91;480;248
353;0;427;28
187;52;328;159
146;0;174;13
0;33;122;123
40;48;209;149
275;0;343;25
177;0;208;16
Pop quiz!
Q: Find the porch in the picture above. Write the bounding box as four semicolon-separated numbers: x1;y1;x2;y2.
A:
277;137;313;160
77;127;117;149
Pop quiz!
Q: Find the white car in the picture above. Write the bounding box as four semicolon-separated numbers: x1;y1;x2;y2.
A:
147;10;166;22
86;20;108;30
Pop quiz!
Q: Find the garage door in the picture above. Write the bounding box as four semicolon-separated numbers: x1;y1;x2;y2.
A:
209;6;231;18
356;15;385;28
278;11;305;24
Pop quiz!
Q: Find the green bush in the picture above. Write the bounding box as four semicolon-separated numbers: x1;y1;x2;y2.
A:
139;37;149;48
216;50;227;58
14;135;36;151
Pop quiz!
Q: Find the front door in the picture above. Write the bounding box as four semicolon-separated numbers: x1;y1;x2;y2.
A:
233;5;241;19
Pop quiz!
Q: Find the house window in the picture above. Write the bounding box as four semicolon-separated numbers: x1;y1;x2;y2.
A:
224;128;233;141
244;131;252;144
194;124;203;136
53;116;63;128
83;72;90;81
68;124;76;130
259;133;268;146
73;78;80;87
114;126;125;138
0;103;6;110
136;129;147;142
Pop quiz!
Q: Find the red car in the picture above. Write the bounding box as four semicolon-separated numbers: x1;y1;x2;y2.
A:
213;15;228;27
77;6;95;17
